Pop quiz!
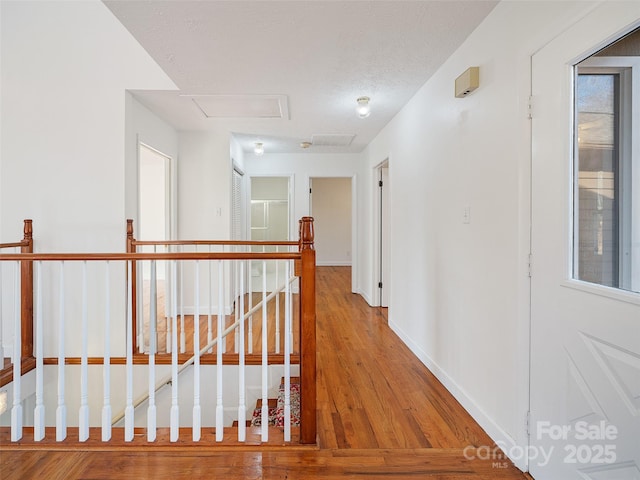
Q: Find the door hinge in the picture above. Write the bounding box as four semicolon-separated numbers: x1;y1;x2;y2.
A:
525;410;531;436
527;95;533;119
379;180;383;187
527;254;533;277
378;282;383;289
309;188;312;194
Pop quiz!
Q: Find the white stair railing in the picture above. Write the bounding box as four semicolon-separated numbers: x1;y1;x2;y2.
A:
1;243;305;445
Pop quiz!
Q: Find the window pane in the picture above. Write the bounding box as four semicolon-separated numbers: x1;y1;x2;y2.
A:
575;74;619;288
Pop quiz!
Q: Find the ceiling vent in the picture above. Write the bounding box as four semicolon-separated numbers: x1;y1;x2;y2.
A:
310;134;355;147
188;94;289;119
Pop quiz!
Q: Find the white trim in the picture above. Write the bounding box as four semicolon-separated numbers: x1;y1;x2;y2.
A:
390;319;525;472
561;279;640;305
316;261;352;267
357;288;375;307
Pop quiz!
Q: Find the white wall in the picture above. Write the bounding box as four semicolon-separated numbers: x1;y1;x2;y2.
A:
363;0;597;469
311;177;352;266
0;0;176;251
178;132;233;240
125;94;178;239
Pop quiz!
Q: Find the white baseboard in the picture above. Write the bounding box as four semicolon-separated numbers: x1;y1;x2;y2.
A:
357;289;375;307
389;319;525;471
316;261;352;266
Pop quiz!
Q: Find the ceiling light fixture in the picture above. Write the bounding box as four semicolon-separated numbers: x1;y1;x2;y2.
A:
300;141;312;149
356;96;371;118
254;142;264;156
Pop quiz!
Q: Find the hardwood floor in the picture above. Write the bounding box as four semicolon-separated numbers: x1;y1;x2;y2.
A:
0;267;530;479
141;280;300;355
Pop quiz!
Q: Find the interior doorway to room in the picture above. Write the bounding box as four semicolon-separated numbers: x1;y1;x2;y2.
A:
138;142;172;352
249;176;290;292
376;162;390;308
309;177;353;268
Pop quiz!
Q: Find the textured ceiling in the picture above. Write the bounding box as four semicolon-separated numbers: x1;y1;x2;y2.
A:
104;1;497;154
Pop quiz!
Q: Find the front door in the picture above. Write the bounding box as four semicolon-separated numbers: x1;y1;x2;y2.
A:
530;4;640;479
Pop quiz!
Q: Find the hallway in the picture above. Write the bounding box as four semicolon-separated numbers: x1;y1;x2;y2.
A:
0;267;529;479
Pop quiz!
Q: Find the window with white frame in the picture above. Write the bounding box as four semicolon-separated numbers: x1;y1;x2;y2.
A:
573;28;639;293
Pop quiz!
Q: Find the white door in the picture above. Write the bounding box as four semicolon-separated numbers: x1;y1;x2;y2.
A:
530;4;640;479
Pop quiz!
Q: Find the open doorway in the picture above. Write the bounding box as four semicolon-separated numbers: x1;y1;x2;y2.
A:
138;142;172;352
249;176;291;291
309;177;352;267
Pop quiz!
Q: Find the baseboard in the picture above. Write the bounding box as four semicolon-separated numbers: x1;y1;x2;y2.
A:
389;319;525;471
357;289;375;307
316;261;352;266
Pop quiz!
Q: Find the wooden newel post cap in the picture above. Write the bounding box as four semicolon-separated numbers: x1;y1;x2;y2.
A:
300;216;314;250
23;219;33;240
126;219;134;238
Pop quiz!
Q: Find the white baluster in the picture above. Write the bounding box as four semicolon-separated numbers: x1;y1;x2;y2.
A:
34;261;45;441
207;247;213;354
248;254;253;354
216;261;224;442
275;249;280;354
180;249;186;353
284;260;292;442
237;261;246;442
290;258;294;350
170;260;179;442
234;252;239;354
125;261;134;442
147;260;157;442
0;261;4;364
261;260;268;442
102;262;111;442
11;261;22;441
165;246;172;355
193;261;201;442
57;263;67;441
138;250;144;353
79;261;89;442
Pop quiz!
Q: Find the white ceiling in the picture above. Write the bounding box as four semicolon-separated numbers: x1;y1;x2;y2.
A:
104;1;497;154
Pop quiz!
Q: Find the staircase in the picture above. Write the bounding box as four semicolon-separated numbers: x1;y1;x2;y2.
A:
234;377;301;428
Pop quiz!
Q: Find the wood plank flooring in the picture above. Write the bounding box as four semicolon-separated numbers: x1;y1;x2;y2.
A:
0;267;530;479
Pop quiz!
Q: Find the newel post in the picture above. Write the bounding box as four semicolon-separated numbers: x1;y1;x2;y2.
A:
299;216;317;444
21;219;33;359
126;219;137;353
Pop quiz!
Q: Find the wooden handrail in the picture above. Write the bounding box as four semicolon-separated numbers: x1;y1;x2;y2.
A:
0;252;302;261
132;240;299;247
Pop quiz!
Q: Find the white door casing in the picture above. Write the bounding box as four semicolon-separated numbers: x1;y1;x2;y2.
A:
530;3;640;480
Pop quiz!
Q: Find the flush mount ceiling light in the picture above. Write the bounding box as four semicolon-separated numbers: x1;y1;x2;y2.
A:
300;141;312;149
254;142;264;156
356;96;371;118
